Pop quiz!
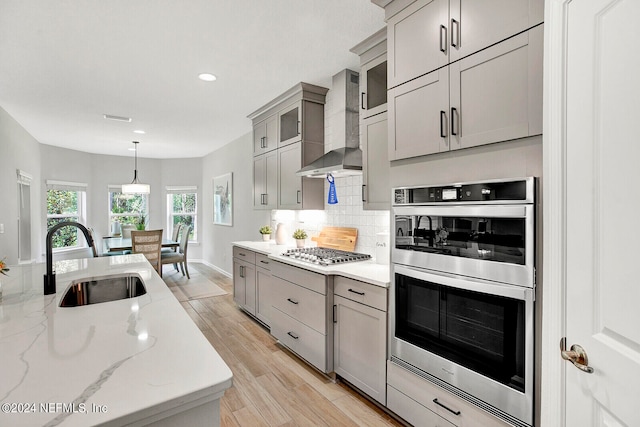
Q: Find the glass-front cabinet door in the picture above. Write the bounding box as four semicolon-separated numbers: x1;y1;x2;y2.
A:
361;54;387;119
278;101;302;147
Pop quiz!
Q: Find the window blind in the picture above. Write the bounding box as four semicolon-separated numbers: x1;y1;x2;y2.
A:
46;180;88;192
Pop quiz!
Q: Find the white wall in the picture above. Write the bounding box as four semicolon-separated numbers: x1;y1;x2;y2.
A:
0;107;43;265
38;144;204;260
201;131;271;275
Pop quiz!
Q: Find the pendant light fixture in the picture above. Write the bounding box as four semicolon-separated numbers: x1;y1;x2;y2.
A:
122;141;150;194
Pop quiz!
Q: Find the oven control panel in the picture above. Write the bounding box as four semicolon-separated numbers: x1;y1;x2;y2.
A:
394;177;534;205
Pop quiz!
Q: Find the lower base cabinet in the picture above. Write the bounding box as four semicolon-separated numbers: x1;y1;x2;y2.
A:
233;247;274;328
387;361;512;427
333;277;388;405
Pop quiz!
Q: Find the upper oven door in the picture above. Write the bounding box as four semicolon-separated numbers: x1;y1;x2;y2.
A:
392;204;535;287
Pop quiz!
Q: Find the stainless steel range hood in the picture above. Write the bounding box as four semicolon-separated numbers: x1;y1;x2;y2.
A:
296;69;361;178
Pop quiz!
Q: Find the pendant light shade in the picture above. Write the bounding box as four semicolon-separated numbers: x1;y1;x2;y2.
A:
122;141;150;194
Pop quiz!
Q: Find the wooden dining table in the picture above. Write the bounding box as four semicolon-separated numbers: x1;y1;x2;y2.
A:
102;237;179;254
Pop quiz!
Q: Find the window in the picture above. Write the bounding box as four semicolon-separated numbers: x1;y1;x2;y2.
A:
109;186;149;229
167;186;197;241
46;180;87;249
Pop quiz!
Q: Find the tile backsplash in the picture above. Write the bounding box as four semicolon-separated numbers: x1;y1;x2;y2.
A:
270;174;390;258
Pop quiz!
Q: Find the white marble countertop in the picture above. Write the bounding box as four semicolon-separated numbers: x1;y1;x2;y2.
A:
0;255;233;426
232;241;391;288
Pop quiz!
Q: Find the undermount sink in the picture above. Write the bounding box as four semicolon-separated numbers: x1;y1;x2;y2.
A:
59;273;147;307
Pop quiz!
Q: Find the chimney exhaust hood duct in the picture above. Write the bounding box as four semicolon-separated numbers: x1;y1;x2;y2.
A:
296;69;361;178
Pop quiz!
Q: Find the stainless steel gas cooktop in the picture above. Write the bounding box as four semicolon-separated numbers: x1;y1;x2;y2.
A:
281;248;371;266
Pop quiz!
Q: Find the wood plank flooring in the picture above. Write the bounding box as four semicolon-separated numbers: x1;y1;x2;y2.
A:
165;263;405;427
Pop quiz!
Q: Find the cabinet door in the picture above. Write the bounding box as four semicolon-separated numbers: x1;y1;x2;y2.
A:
277;142;302;209
449;0;544;62
334;295;387;405
361;54;388;119
449;25;543;150
388;66;449;161
387;0;448;88
253;114;278;156
362;112;390;210
232;258;246;306
256;266;273;327
253;151;277;210
278;101;302;147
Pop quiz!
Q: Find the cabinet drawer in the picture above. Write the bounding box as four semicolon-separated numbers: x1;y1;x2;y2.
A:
387;385;456;427
334;276;387;312
387;361;512;427
233;246;256;264
272;275;326;334
271;261;326;294
271;307;327;372
255;253;272;270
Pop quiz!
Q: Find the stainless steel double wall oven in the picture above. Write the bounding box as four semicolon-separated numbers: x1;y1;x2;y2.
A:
390;177;536;427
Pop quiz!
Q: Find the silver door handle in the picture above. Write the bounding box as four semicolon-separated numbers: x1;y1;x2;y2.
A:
560;337;594;373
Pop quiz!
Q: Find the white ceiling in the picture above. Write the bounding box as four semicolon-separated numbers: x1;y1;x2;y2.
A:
0;1;385;159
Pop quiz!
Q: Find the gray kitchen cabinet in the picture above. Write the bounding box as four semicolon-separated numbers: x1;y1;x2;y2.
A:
388;66;449;160
387;361;513;427
333;277;387;405
449;24;543;150
277;141;324;210
253;114;277;156
253;150;277;210
232;247;256;314
255;253;274;327
362;112;390;209
233;247;274;328
385;0;544;89
270;261;333;373
387;0;449;89
351;29;391;209
388;25;542;160
248;82;328;210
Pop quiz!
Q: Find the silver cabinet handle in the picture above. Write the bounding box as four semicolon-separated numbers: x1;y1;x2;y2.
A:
296;190;301;204
560;337;595;373
362;184;367;202
361;92;367;110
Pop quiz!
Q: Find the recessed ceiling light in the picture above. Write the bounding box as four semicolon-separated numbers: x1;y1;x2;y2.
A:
103;114;132;122
198;73;217;82
133;130;146;134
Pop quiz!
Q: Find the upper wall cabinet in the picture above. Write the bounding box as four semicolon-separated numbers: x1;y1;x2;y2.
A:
385;0;544;89
360;53;388;120
248;83;328;210
253;114;278;156
388;24;543;160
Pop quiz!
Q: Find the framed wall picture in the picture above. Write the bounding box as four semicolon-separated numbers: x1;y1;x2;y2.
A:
213;173;233;226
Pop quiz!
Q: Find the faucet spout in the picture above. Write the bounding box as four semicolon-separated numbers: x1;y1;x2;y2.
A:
44;222;96;295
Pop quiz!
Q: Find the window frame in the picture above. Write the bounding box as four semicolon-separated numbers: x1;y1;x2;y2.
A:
108;185;149;230
45;180;88;251
166;186;198;242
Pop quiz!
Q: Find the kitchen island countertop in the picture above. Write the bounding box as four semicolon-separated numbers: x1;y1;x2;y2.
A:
232;240;391;288
0;254;232;426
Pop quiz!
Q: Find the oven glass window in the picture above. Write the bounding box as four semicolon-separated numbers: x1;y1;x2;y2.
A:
395;273;525;392
395;215;526;265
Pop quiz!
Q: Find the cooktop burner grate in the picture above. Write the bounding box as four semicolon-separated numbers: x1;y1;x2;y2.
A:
282;247;371;266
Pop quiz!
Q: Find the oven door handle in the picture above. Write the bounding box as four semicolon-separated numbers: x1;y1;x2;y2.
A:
393;264;533;301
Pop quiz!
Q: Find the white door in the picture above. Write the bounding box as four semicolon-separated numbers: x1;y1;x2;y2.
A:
546;0;640;425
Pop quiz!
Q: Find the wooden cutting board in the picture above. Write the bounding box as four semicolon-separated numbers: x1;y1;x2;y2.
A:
311;227;358;252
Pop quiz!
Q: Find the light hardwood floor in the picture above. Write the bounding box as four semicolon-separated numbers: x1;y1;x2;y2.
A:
165;263;405;427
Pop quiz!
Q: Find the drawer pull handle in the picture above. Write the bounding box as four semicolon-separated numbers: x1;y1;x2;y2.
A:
260;260;269;264
348;288;365;296
287;298;299;305
439;24;447;54
238;252;246;256
287;332;299;340
433;398;461;416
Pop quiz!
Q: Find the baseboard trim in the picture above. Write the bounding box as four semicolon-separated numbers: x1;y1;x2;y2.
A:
198;259;232;278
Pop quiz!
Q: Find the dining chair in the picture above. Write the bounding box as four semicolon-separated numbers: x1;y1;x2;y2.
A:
161;223;182;271
131;229;164;277
161;226;191;279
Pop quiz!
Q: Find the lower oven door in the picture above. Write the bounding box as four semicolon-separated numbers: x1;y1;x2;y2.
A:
390;264;534;426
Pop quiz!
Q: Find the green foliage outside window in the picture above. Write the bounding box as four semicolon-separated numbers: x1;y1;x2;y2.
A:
110;192;148;226
170;193;196;240
46;190;81;248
